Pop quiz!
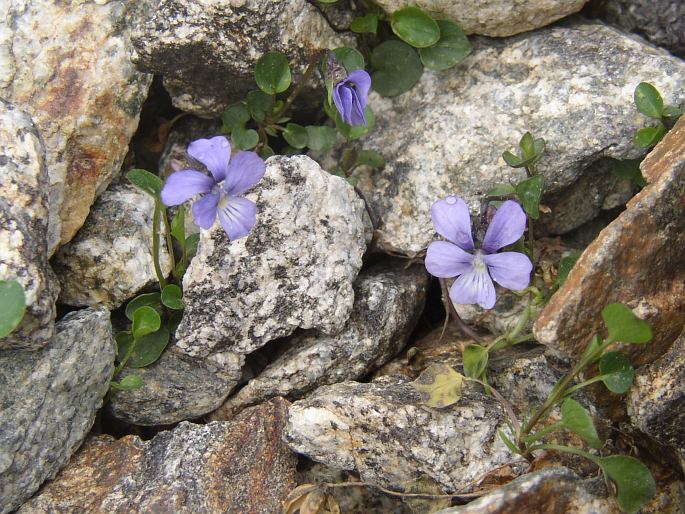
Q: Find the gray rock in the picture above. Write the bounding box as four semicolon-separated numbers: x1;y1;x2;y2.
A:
588;0;685;57
348;21;685;254
284;376;512;493
0;308;115;514
373;0;587;37
1;0;153;254
20;399;297;514
108;346;243;426
53;183;172;309
132;0;352;116
0;100;58;350
176;154;369;358
211;260;428;420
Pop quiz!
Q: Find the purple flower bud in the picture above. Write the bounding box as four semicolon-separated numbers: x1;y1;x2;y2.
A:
333;69;372;126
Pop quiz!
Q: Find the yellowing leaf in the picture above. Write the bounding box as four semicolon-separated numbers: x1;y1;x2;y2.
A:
411;363;464;408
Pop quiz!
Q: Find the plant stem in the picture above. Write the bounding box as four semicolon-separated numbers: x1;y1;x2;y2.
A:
160;202;176;278
440;279;484;343
521;421;564;445
562;375;606;398
113;338;138;377
468;377;521;435
529;443;600;465
152;202;168;289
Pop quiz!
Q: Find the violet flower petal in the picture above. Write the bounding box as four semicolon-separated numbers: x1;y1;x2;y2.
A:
187;136;232;182
484;252;532;291
217;196;257;240
425;241;474;278
449;266;496;309
482;200;527;253
191;192;220;229
349;93;367;126
347;70;371;102
431;196;475;251
160;170;214;206
333;84;354;125
223;151;266;196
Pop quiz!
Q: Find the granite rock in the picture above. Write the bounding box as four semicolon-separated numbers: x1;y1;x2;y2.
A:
0;100;58;349
534;116;685;366
373;0;587;37
176;154;368;358
1;0;153;253
284;376;512;493
347;21;685;254
211;260;428;420
0;308;115;514
20;399;297;514
53;183;172;309
131;0;351;116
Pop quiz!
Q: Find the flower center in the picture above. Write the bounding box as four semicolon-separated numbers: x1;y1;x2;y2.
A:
472;250;487;273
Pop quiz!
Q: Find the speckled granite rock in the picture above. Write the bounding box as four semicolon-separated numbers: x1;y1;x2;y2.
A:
0;101;58;350
53;183;172;309
20;399;297;513
588;0;685;57
347;21;685;254
284;376;512;493
176;154;368;358
628;329;685;469
373;0;587;37
534;116;685;366
211;260;428;420
0;308;115;514
132;0;351;116
1;0;153;254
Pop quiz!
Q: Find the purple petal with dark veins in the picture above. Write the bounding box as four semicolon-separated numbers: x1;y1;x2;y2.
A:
187;136;232;182
160;170;214;206
449;266;496;309
484;252;532;291
482;200;527;253
191;192;220;229
333;83;354;125
217;196;257;240
223;151;266;196
431;196;475;250
425;241;474;278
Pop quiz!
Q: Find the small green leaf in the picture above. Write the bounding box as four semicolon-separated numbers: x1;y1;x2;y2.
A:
305;126;337;152
127;168;162;197
598;351;635;394
411;363;464;408
254;51;291;95
634;124;665;148
560;398;603;449
110;374;144;391
355;149;385;169
598;455;656;514
555;253;580;288
232;125;259;150
170;206;185;244
126;326;170;368
601;304;652;344
582;334;603;362
502;151;523;168
259;144;274;159
185;233;200;257
634;82;664;119
662;105;684;118
350;13;378;34
391;6;440;48
419;20;470;71
125;293;162;321
334;106;375;140
371;40;423;97
519;132;536;160
332;47;365;73
487;183;516;197
463;344;488;379
222;103;250;132
498;430;520;455
515;175;545;219
283;123;309;149
247;90;275;123
0;280;25;338
132;306;161;340
161;284;184;310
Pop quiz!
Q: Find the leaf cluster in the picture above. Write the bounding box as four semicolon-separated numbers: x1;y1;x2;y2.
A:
633;82;682;148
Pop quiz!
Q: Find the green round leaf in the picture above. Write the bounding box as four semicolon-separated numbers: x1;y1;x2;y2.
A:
515;174;545;220
463;344;489;379
598;351;635;393
350;13;378;34
127;169;163;197
259;144;275;159
0;280;25;338
305;126;337;152
662;105;684;119
598;455;656;514
391;7;440;48
371;40;423;97
232;125;259;150
110;374;143;391
283;123;309;149
333;47;365;73
126;326;171;368
222;103;250;132
634;82;664;119
125;293;162;321
132;306;161;340
161;284;184;310
419;20;471;71
247;90;275;122
634;124;665;148
560;398;603;449
254;51;291;94
601;303;652;344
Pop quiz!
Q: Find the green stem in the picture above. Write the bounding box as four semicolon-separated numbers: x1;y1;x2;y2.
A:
487;294;532;352
521;421;563;445
152;202;167;289
160;202;176;278
529;443;600;465
562;375;606;398
113;337;138;377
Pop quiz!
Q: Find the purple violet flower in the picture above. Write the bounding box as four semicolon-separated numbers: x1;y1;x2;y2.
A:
160;135;265;240
425;196;533;310
333;70;372;126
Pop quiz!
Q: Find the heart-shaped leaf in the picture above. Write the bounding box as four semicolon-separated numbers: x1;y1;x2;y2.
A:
516;175;545;219
161;284;184;310
598;351;634;393
126;326;170;368
350;13;378;34
132;306;161;340
110;374;143;391
371;40;423;97
125;293;162;321
601;303;652;344
598;455;655;514
333;47;365;72
283;123;308;149
560;398;603;449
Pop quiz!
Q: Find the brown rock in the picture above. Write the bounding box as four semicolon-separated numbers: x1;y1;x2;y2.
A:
534;117;685;366
20;398;297;513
